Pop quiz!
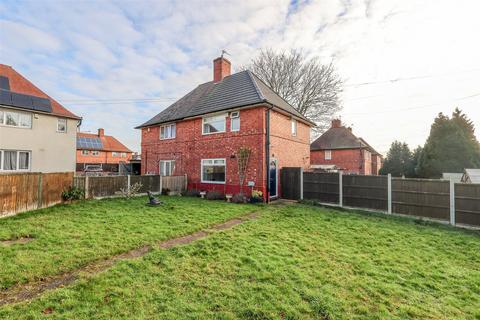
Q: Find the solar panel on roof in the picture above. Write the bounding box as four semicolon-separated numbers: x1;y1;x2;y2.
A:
77;137;103;150
0;90;52;113
0;76;10;90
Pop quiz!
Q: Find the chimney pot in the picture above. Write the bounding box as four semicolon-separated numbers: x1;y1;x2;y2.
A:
98;128;104;137
213;56;231;82
331;119;342;128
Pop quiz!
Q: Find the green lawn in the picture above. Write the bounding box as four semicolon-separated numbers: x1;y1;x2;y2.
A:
0;196;254;290
1;199;480;319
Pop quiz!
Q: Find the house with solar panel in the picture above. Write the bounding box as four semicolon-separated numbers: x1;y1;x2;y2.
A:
76;128;134;175
0;64;81;173
136;55;314;200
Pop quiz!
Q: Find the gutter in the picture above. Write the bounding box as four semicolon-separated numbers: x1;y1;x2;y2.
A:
265;102;274;203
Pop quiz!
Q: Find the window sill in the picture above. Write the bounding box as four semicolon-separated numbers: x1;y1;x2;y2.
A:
200;180;226;184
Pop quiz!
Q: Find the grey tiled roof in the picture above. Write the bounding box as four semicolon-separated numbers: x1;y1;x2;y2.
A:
136;70;310;128
310;126;368;151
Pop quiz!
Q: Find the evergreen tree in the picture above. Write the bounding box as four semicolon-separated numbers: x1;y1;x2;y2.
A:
417;108;480;178
379;141;414;177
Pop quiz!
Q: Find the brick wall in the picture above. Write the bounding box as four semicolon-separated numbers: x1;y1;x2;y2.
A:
311;148;368;175
140;105;312;199
76;150;132;164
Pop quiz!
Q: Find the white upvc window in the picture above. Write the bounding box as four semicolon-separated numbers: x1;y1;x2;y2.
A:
81;150;89;155
230;111;240;132
57;118;67;132
0;108;32;128
201;158;226;184
160;160;175;176
325;150;332;160
291;119;297;136
92;151;99;156
202;114;226;134
160;123;176;140
121;152;127;157
112;152;119;157
0;150;31;171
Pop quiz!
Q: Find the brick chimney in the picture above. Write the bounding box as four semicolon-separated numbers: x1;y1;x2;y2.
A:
331;119;342;128
98;128;104;137
213;56;231;82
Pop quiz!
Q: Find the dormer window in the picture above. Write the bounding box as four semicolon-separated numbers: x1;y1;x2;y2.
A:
160;123;176;140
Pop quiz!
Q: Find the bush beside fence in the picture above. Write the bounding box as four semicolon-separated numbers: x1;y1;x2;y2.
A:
0;172;73;217
281;168;480;228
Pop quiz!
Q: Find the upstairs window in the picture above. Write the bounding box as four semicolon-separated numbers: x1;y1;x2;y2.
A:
121;152;127;157
57;118;67;132
160;123;176;139
112;152;119;157
230;111;240;132
203;114;226;134
325;150;332;160
0;108;32;128
92;151;99;156
81;150;89;155
291;119;297;136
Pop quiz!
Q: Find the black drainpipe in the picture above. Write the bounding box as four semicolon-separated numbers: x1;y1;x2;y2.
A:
265;104;273;203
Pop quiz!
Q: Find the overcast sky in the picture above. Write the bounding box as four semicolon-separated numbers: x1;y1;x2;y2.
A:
1;0;479;154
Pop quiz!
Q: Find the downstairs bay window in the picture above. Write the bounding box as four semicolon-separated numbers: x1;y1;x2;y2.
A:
201;158;226;184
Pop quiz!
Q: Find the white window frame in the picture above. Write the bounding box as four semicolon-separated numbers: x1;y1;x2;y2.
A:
57;118;67;133
201;158;226;184
160;123;176;140
291;119;297;136
325;150;332;160
121;152;127;158
0;108;32;129
112;152;119;157
230;111;240;132
0;150;31;172
159;160;176;176
202;114;227;135
81;150;89;156
92;151;100;156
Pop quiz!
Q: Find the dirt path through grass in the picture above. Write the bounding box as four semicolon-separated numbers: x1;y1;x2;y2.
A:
0;212;259;306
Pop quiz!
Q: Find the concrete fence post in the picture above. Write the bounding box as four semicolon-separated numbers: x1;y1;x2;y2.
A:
127;174;131;190
85;176;89;199
339;171;343;207
387;174;392;214
299;167;304;200
450;179;456;225
184;173;188;192
37;173;43;209
159;175;163;194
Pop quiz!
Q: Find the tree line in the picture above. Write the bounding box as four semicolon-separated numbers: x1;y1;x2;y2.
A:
380;108;480;178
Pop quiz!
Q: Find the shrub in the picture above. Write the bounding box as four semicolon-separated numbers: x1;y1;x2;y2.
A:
181;189;200;197
62;186;85;201
161;188;170;195
119;182;143;199
232;193;247;204
206;191;226;200
250;190;264;204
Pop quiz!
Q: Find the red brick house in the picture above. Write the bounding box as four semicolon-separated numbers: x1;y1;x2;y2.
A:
310;119;382;175
137;56;313;200
76;128;133;175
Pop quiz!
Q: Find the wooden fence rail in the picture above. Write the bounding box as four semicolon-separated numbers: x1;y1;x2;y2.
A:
282;169;480;228
0;172;73;217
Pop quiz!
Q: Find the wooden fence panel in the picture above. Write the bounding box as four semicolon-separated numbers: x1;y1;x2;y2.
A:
162;175;187;193
73;176;85;190
303;172;339;204
280;168;302;200
0;172;73;217
87;176;128;198
131;175;161;194
343;175;388;210
392;178;450;221
455;183;480;226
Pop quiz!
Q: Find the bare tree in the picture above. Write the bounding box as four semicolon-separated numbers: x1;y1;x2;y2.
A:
241;49;343;137
237;147;251;195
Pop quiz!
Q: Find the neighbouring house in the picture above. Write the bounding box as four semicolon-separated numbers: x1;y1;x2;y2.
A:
461;169;480;184
310;119;383;175
0;64;81;173
76;128;134;175
442;172;464;182
136;56;313;200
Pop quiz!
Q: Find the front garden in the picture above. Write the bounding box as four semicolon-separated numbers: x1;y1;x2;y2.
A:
0;197;479;319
